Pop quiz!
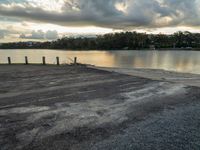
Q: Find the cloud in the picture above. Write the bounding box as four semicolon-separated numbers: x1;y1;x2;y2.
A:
30;30;44;39
45;30;59;40
0;0;200;30
0;31;5;39
0;29;8;39
19;30;59;40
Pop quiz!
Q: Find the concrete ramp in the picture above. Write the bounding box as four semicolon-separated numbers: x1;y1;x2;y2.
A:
0;65;200;150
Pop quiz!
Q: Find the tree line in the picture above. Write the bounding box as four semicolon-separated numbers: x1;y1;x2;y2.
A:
1;31;200;50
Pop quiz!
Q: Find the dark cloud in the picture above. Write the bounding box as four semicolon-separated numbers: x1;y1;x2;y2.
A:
20;30;59;40
0;0;200;29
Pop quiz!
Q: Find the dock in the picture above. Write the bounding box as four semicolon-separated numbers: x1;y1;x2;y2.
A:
0;65;200;150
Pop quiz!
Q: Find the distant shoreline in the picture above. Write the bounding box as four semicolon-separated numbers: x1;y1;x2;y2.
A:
1;31;200;51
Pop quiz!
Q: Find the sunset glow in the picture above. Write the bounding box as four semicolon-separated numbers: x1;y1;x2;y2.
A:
0;0;200;42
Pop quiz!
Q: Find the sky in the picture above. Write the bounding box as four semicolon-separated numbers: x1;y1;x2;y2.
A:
0;0;200;42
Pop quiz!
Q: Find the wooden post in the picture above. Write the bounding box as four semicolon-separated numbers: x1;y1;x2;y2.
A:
42;56;46;65
8;57;11;65
56;57;60;65
25;56;28;65
74;57;77;65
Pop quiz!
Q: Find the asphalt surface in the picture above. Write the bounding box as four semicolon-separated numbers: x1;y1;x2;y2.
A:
0;65;200;150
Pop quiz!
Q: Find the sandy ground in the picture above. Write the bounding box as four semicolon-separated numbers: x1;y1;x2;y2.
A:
0;65;200;150
92;66;200;87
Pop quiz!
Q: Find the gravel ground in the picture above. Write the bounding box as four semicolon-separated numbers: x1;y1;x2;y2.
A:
0;65;200;150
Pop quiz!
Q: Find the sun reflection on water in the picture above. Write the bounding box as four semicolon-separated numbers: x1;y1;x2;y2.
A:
0;50;200;74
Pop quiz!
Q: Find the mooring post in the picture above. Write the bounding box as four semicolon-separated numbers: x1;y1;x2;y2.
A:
42;56;46;65
8;57;11;65
74;57;77;65
25;56;28;65
56;57;60;65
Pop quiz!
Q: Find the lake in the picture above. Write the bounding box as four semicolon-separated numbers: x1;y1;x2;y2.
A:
0;49;200;74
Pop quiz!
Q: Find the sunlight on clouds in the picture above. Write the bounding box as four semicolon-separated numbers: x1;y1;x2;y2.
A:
1;2;26;8
27;0;65;12
115;1;128;14
0;0;200;43
154;16;173;27
150;26;200;34
28;23;114;34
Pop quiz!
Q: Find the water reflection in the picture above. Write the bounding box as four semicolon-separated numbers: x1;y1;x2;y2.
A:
0;49;200;74
108;50;200;74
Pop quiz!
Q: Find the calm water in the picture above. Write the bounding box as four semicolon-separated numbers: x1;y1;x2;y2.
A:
0;49;200;74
